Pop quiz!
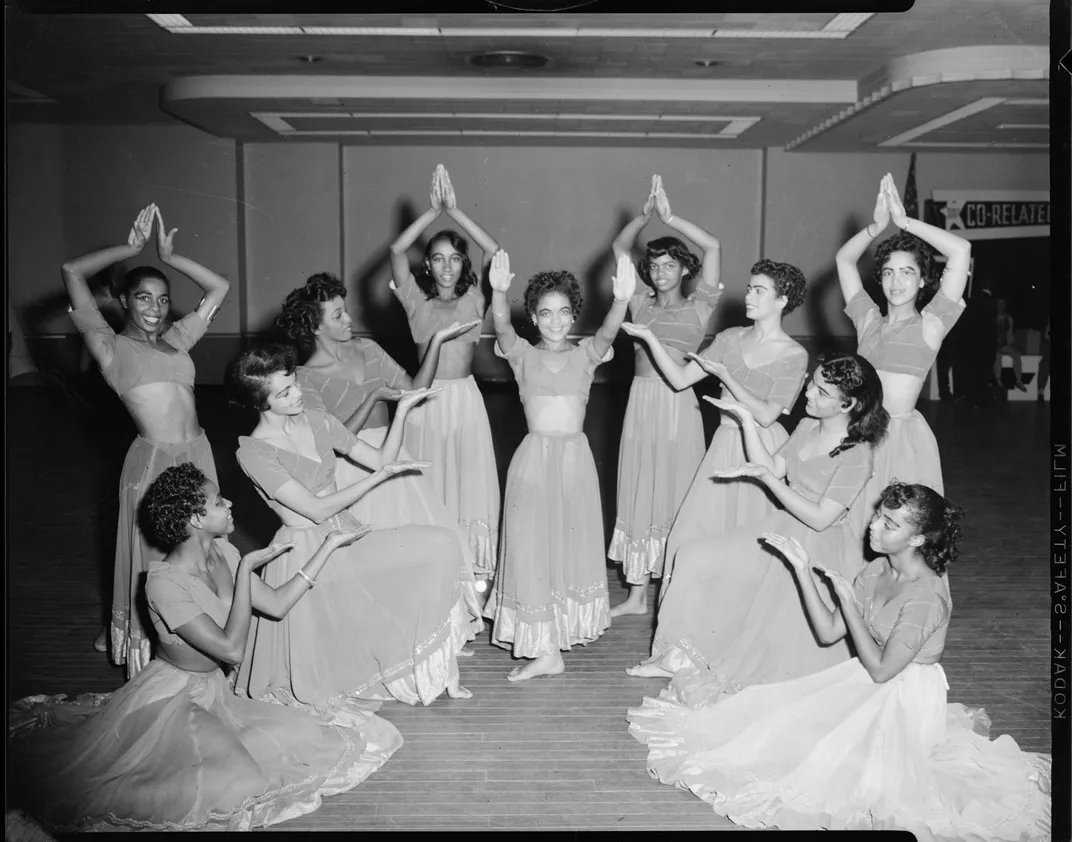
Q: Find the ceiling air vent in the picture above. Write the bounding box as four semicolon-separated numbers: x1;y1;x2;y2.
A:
468;51;548;69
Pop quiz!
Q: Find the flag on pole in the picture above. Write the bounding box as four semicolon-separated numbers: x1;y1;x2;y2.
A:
903;152;918;219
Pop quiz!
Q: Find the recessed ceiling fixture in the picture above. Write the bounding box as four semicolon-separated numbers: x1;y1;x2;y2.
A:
467;51;548;69
694;59;720;67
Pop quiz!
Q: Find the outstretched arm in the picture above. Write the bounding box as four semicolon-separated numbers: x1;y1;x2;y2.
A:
620;323;708;391
488;250;520;353
348;388;437;467
762;533;847;644
611;175;657;262
691;355;785;427
705;399;785;477
155;207;231;321
835;181;891;305
655;178;721;290
440;167;500;273
591;254;637;360
250;532;366;619
389;166;445;290
342;385;401;435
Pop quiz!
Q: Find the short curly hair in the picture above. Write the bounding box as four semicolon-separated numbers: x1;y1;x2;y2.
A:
638;237;701;288
877;481;964;575
226;343;298;411
873;232;939;311
277;273;348;348
415;230;479;300
751;259;806;314
140;463;209;551
523;270;584;319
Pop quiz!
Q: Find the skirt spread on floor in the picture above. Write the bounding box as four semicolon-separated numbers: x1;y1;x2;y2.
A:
8;659;402;832
112;430;217;678
402;375;501;579
608;375;705;583
485;431;611;657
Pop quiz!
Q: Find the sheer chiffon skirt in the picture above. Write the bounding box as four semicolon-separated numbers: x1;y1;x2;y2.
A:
337;426;483;636
486;432;611;658
8;659;402;832
628;658;1051;840
608;376;705;583
641;509;863;693
662;415;787;591
402;376;501;579
234;514;474;709
113;431;218;678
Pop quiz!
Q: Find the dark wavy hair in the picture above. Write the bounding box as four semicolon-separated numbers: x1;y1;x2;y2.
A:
225;343;298;412
119;266;170;300
276;273;348;348
523;270;584;319
637;237;701;289
415;230;479;300
751;259;806;314
140;462;209;551
873;232;939;311
815;352;890;457
877;481;964;575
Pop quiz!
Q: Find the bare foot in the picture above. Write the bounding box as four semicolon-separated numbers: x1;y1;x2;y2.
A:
93;627;108;653
507;653;565;682
458;644;476;657
625;662;673;679
610;598;649;617
447;681;473;699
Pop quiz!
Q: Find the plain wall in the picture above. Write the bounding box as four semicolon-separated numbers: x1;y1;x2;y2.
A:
7;121;1050;382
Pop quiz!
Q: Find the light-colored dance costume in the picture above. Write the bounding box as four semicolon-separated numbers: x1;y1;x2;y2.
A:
484;338;614;656
628;559;1051;839
844;288;964;540
636;419;873;692
297;355;483;633
391;274;500;578
235;410;480;708
608;284;721;584
8;539;402;832
69;305;216;677
661;327;808;590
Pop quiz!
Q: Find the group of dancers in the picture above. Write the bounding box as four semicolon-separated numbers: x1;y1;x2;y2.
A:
7;167;1051;837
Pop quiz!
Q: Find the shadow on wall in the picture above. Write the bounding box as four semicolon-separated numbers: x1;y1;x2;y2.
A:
805;214;867;358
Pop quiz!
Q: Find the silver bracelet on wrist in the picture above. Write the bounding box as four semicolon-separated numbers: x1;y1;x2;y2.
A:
296;569;316;588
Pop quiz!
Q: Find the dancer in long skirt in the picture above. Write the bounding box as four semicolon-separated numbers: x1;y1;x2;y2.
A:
836;173;969;544
8;463;402;832
628;482;1050;839
627;353;888;691
485;250;636;681
620;258;809;600
277;274;484;637
62;203;230;676
388;165;502;581
607;174;724;617
229;344;479;709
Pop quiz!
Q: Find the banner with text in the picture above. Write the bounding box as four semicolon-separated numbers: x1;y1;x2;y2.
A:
924;190;1050;241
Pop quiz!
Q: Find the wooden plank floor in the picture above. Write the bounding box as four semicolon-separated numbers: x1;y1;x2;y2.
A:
6;379;1051;831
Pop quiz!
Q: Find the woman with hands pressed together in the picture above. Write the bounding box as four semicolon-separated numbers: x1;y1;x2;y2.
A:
835;173;969;543
628;482;1051;839
620;258;809;603
61;203;231;674
229;344;480;709
607;175;725;618
628;353;887;691
8;463;402;832
388;165;502;582
484;250;635;682
277;274;485;629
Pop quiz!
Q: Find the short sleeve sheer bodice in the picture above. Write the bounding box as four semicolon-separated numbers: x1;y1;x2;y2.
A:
68;306;208;395
296;343;410;423
392;277;484;346
701;327;809;412
844;290;965;379
629;284;723;355
781;419;874;518
494;337;613;405
145;543;238;647
852;558;951;664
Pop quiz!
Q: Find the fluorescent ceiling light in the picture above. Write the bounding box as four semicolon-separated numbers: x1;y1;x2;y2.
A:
823;13;873;32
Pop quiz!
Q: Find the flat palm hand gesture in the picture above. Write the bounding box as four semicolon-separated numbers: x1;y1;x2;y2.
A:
687;352;729;381
704;395;753;420
435;319;481;343
155;207;178;261
654;176;673;222
872;182;891;232
489;249;514;292
127;204;156;251
761;532;810;572
711;461;768;480
396;387;441;413
612;253;638;301
438;165;457;210
642;174;659;218
819;567;855;603
324;526;372;551
620;321;655;344
242;541;295;571
430;166;444;212
883;173;909;228
382;459;433;478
